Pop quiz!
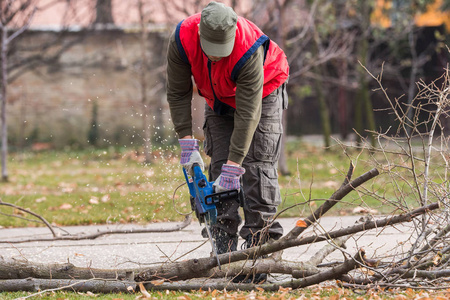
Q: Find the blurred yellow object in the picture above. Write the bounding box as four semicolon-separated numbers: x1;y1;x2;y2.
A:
372;0;450;31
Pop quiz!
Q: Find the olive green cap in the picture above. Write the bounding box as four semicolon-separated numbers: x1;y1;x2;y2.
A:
200;2;237;57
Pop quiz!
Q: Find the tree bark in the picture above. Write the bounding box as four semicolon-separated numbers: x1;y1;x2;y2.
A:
0;257;135;280
0;278;134;293
94;0;114;25
1;25;8;182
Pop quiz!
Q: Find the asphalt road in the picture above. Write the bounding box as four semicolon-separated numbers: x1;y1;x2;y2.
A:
0;215;413;272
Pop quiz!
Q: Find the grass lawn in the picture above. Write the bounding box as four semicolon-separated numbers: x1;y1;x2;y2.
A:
3;285;450;299
0;139;429;228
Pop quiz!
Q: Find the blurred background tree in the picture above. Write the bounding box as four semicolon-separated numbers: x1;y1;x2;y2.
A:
0;0;448;170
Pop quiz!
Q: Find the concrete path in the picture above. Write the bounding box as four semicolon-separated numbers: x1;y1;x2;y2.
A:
0;215;414;272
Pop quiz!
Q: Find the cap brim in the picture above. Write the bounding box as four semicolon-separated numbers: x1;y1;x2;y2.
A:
200;36;234;57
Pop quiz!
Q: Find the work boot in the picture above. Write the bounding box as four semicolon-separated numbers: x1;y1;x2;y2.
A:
232;232;270;284
244;231;270;249
214;228;238;254
202;227;238;254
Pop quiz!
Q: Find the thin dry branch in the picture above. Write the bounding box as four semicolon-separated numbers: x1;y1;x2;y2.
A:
285;166;376;240
0;201;192;243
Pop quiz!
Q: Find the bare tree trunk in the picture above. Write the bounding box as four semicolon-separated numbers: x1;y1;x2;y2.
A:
1;26;8;182
138;0;152;164
274;0;290;175
356;0;376;147
338;59;348;140
406;26;418;136
312;30;331;149
94;0;114;25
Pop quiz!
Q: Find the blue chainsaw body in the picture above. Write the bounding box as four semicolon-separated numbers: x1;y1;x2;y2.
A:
182;163;242;269
183;163;241;226
183;164;217;225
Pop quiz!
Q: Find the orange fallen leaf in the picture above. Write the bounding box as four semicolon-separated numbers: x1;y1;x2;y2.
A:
296;219;307;227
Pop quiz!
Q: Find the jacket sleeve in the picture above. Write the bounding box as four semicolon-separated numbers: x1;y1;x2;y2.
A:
166;30;194;139
228;46;265;165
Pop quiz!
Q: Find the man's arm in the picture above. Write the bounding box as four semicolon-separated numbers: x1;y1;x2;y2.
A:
166;30;194;139
228;46;265;166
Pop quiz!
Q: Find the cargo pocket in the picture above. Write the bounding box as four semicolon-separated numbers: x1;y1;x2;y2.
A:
203;119;213;157
253;121;282;162
259;167;281;206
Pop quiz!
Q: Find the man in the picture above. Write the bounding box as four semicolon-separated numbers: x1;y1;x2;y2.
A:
166;1;289;263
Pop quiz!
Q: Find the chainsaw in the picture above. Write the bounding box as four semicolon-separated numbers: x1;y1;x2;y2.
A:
183;163;242;269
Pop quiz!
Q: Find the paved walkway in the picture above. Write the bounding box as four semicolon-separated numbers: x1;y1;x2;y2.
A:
0;215;414;272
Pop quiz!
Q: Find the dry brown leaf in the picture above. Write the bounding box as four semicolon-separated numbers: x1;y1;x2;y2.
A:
126;285;134;293
89;197;99;204
59;203;73;210
35;197;46;203
150;279;165;286
358;267;375;276
138;282;151;298
432;253;442;265
352;206;379;214
101;194;110;203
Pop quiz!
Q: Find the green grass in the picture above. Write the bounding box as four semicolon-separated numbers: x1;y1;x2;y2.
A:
0;139;438;228
2;285;449;299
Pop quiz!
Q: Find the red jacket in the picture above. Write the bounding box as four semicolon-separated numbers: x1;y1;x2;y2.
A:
175;13;289;115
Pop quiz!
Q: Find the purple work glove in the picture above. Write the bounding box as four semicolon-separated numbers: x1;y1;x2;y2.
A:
213;164;245;192
179;139;204;171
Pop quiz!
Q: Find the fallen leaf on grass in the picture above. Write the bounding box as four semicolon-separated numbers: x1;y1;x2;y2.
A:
352;206;378;215
35;197;46;203
101;194;110;203
59;203;73;210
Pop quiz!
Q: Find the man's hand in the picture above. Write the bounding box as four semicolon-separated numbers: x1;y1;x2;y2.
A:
213;164;245;193
179;139;204;172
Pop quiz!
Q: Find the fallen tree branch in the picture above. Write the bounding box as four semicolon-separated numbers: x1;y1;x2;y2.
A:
0;214;192;244
0;278;135;294
0;257;136;280
136;202;438;283
0;200;57;237
144;249;366;291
